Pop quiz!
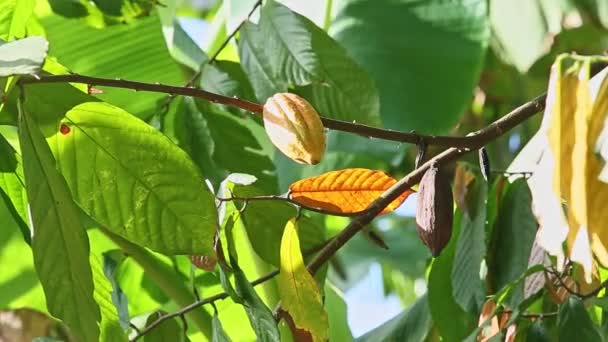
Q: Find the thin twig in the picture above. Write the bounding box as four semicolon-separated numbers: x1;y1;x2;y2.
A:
18;73;540;148
129;269;279;342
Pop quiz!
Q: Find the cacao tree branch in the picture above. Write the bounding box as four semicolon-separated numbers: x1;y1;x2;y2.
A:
18;73;539;148
130;269;280;342
306;93;548;275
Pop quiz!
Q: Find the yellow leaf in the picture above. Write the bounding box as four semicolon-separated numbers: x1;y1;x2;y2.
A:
278;219;328;342
289;168;413;215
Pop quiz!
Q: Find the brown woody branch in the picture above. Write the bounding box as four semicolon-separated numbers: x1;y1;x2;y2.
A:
306;93;547;274
19;73;506;148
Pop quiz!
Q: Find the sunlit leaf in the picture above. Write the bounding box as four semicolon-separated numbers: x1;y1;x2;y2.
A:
212;312;230;342
0;0;35;40
19;109;100;342
278;219;328;341
289;168;413;215
0;37;48;77
0;133;29;243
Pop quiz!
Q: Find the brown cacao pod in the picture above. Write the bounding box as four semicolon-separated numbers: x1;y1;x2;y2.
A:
262;93;326;165
416;164;453;256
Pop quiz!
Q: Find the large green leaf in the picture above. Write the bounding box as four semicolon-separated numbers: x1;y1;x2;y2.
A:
0;133;29;243
0;37;48;77
428;211;476;341
143;311;185;342
239;0;380;125
489;179;538;307
357;294;431;342
452;177;487;313
19;109;100;342
558;297;602;341
25;97;218;255
39;12;187;118
490;0;563;72
324;282;353;342
278;219;329;341
90;254;128;341
330;0;488;133
0;0;35;40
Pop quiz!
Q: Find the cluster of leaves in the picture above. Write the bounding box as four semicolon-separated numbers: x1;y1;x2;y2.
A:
2;0;608;341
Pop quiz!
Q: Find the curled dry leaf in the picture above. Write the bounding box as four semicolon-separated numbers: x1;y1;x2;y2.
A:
416;164;453;256
288;168;414;215
263;93;326;165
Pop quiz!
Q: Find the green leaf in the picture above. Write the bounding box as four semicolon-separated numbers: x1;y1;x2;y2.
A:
575;0;608;29
212;312;231;342
278;219;328;341
428;211;476;341
330;0;488;133
324;282;353;342
357;294;431;342
558;297;602;341
0;0;35;40
200;60;257;116
143;311;185;342
0;133;29;244
91;254;128;341
224;215;280;342
490;0;562;72
239;0;380;125
47;0;88;18
19;107;100;341
106;230;213;338
38;101;217;255
39;13;186;118
0;37;48;77
489;179;538;307
452;177;487;313
102;251;130;331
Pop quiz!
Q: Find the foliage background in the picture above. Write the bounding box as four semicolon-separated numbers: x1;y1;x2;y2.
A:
1;0;608;341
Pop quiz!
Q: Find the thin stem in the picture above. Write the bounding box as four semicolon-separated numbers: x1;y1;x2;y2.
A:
130;269;279;342
18;73;543;148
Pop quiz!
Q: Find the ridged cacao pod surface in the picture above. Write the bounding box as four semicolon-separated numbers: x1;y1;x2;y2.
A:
262;93;326;165
416;164;454;256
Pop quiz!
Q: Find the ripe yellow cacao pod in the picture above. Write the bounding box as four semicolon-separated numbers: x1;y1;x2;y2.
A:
415;164;453;257
262;93;326;165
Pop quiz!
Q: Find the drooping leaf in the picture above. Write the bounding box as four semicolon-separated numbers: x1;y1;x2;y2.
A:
428;211;476;341
239;0;380;126
0;37;48;77
90;254;128;341
357;294;431;342
224;213;280;342
489;179;538;307
212;312;231;342
278;219;328;341
557;297;602;341
330;0;488;133
452;176;487;313
289;168;413;215
27;99;218;255
101;251;130;331
19;108;100;342
143;311;185;342
324;282;353;342
0;0;35;40
0;133;29;243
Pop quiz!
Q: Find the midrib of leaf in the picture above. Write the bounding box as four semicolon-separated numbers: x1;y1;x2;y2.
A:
240;26;283;92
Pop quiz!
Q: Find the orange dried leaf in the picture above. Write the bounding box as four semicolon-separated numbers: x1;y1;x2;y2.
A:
288;168;414;215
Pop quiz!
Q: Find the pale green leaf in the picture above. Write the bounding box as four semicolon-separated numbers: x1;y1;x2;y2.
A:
44;101;217;255
212;313;231;342
278;219;328;341
0;133;29;243
19;108;100;342
324;282;353;342
0;0;35;40
91;254;128;341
